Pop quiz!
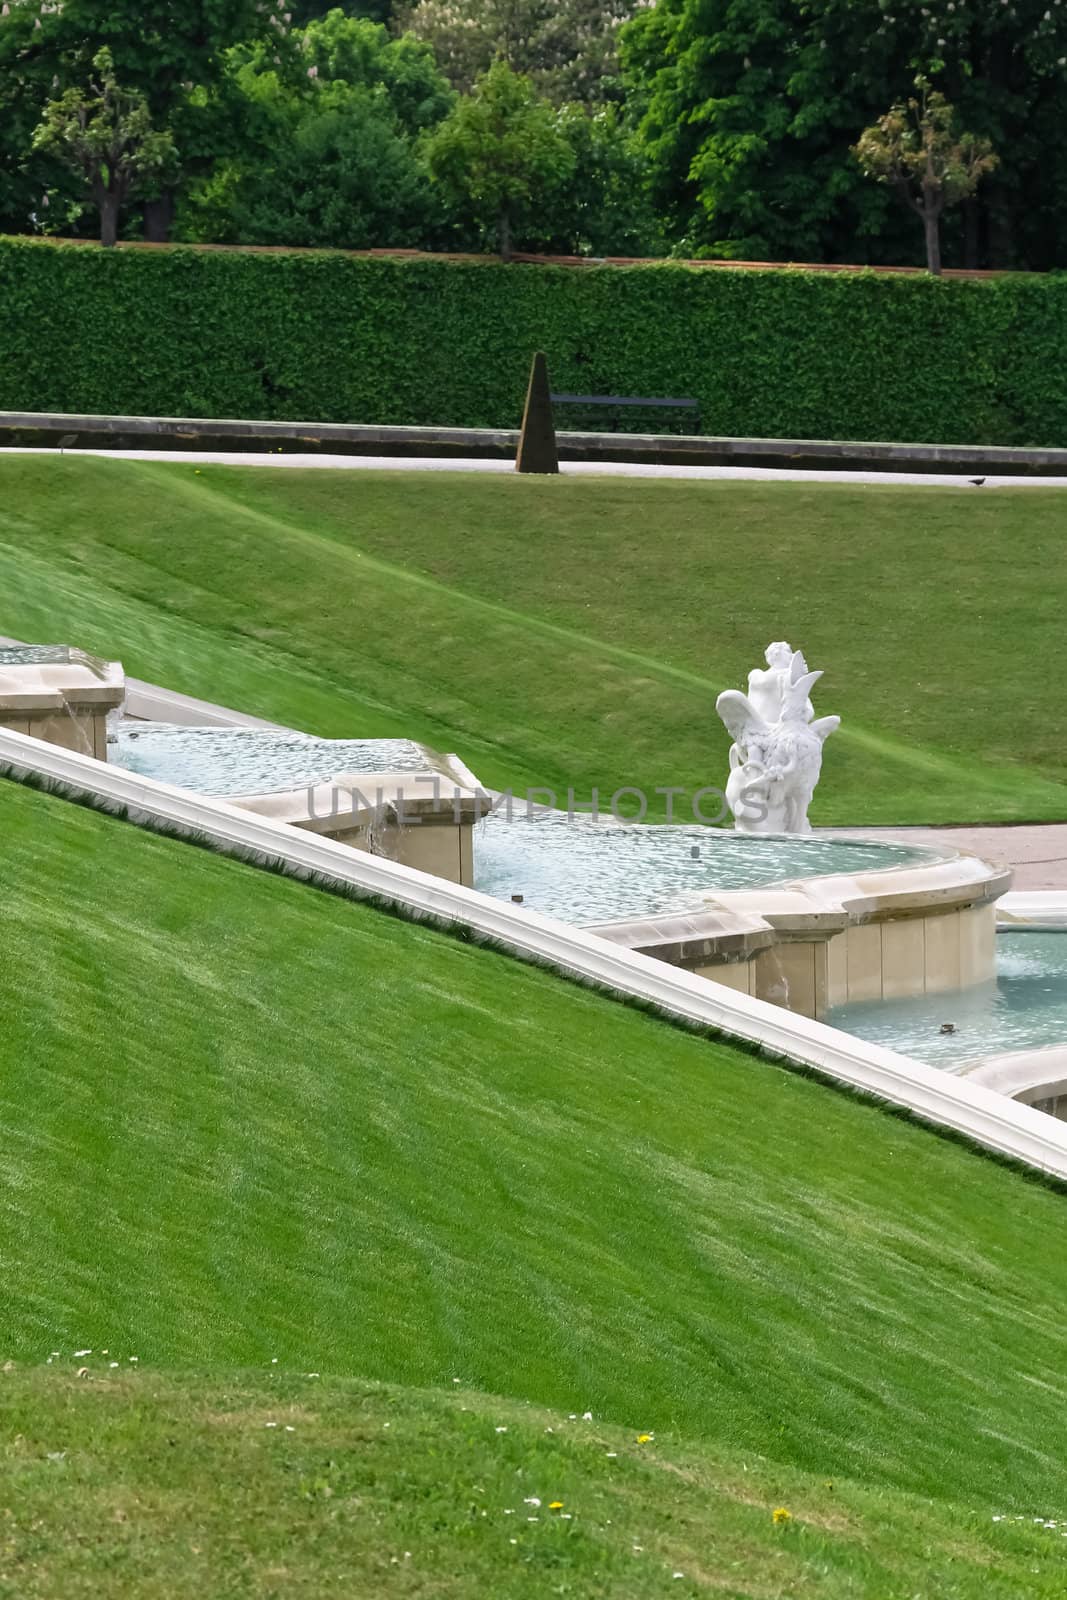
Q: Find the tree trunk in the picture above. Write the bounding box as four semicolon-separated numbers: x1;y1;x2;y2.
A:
962;196;980;270
498;205;512;263
143;190;175;243
99;190;120;249
985;181;1014;269
922;205;942;276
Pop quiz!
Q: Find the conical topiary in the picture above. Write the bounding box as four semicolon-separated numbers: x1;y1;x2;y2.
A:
515;351;559;474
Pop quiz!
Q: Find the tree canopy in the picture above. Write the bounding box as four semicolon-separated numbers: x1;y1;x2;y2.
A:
854;80;998;275
32;46;175;246
424;59;576;257
177;16;453;248
1;0;1066;266
399;0;638;105
621;0;1067;268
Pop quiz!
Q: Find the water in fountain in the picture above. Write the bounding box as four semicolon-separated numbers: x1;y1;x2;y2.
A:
472;810;943;925
826;930;1067;1067
112;724;432;795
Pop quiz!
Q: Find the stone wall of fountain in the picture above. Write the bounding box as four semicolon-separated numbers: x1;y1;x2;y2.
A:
587;850;1009;1019
233;770;484;888
0;646;125;759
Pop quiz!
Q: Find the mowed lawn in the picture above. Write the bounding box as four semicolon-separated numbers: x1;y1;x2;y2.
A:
1;454;1065;823
4;1367;1067;1600
3;776;1067;1557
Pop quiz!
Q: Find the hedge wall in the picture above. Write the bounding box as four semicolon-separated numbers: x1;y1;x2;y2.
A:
2;236;1067;447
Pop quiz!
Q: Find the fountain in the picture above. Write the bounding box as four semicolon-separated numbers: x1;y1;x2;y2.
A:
0;645;126;758
0;635;1014;1023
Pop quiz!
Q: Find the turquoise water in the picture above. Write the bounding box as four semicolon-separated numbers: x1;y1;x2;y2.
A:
113;723;433;794
111;724;941;914
473;811;938;924
826;930;1067;1066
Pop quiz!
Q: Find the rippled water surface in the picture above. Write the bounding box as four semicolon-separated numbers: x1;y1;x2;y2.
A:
111;727;946;920
113;723;432;794
0;645;73;665
826;930;1067;1066
473;811;938;924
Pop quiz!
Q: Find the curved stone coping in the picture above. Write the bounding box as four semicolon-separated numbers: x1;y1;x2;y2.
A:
123;682;291;730
960;1047;1067;1103
589;848;1010;958
0;726;1064;1179
997;891;1067;928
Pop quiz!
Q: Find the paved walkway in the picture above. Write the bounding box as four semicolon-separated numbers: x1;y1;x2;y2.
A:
4;445;1067;489
832;825;1067;890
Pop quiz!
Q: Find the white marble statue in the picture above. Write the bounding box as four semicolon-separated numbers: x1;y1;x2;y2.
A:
716;644;839;833
745;641;814;725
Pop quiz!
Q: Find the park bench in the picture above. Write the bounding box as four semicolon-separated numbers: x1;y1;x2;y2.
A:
549;391;701;435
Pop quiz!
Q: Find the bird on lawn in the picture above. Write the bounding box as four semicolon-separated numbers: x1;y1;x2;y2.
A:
969;476;986;486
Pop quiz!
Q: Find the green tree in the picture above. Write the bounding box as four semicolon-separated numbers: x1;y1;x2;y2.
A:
182;80;439;248
178;15;452;247
854;81;997;276
525;103;662;257
400;0;637;106
31;48;175;246
301;9;453;132
288;0;395;21
621;0;899;263
1;0;290;240
424;60;575;257
622;0;1067;268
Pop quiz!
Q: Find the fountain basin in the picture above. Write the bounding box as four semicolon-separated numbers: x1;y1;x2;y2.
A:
467;808;1008;1018
582;844;1009;1019
827;924;1067;1117
0;645;125;757
109;721;485;887
106;713;1011;1019
113;723;440;792
235;769;484;887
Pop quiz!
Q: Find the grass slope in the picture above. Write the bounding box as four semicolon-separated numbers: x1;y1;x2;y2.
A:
3;775;1067;1564
1;455;1065;823
3;1366;1066;1600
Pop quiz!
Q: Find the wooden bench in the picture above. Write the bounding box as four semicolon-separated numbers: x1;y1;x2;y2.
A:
549;391;701;434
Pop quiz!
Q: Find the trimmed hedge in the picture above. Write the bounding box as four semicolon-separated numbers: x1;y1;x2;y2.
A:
2;236;1067;446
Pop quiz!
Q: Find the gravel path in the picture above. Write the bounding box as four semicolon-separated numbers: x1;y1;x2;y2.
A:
4;444;1067;489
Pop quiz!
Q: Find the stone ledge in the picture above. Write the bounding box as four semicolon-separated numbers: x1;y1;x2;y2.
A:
4;409;1067;474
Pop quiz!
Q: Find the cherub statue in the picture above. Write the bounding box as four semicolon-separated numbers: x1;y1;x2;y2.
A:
716;647;840;833
746;640;814;725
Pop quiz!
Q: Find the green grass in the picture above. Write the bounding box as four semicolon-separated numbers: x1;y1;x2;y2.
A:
1;454;1066;823
4;1366;1066;1600
4;776;1067;1599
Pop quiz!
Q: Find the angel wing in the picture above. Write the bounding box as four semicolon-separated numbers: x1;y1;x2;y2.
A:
781;666;822;722
715;688;771;750
810;714;840;744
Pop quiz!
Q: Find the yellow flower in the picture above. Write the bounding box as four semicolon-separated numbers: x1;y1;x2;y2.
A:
772;1507;792;1525
549;1501;564;1510
636;1433;653;1444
